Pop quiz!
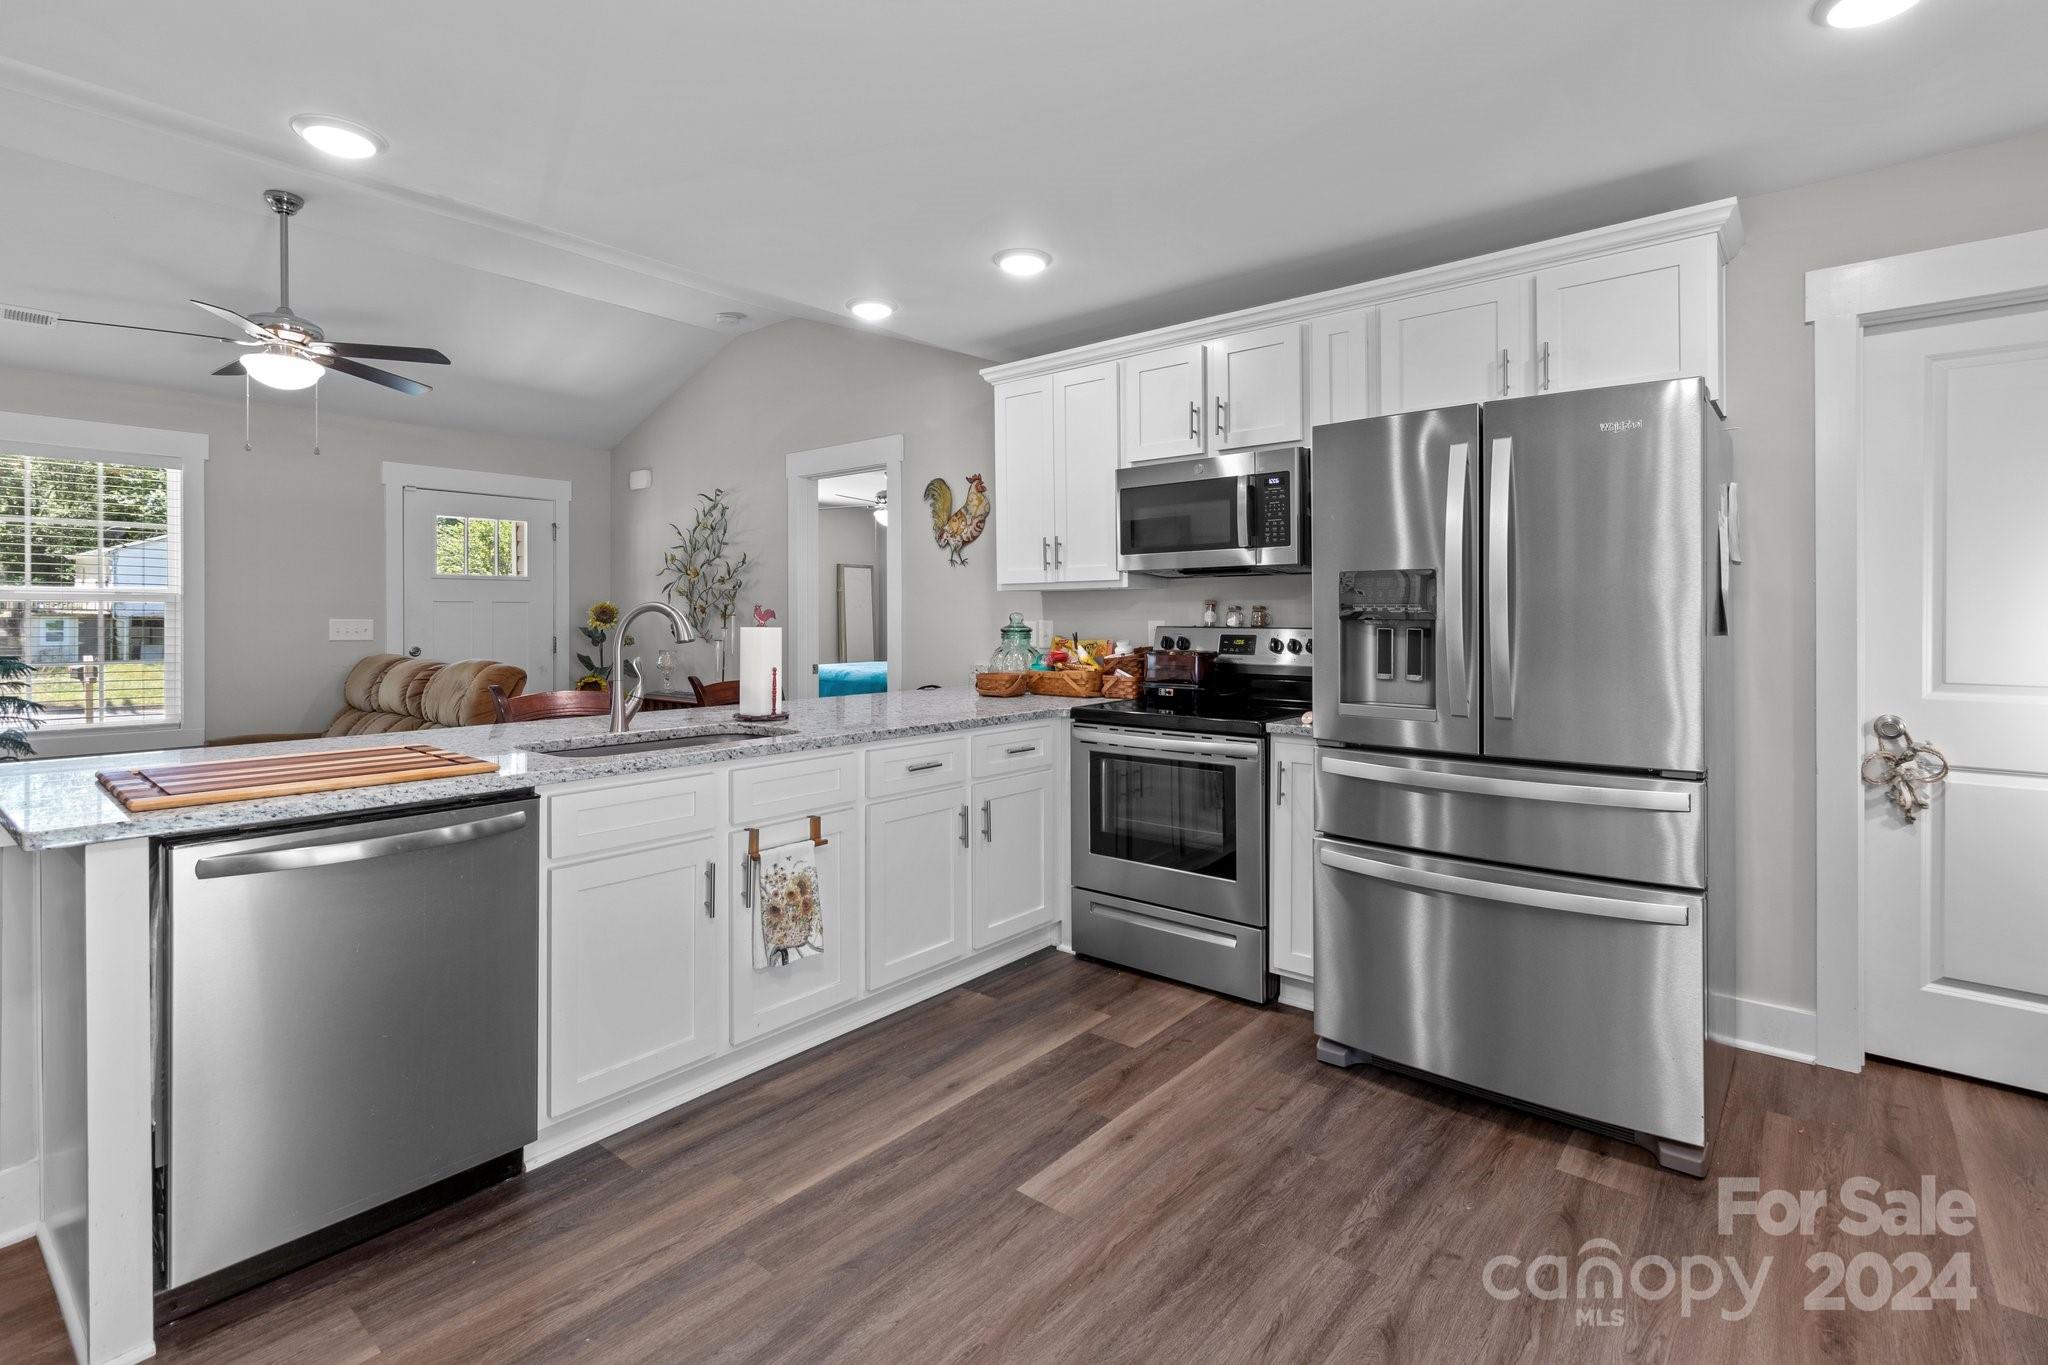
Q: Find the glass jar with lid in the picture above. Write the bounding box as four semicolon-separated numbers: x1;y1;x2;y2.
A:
988;612;1039;673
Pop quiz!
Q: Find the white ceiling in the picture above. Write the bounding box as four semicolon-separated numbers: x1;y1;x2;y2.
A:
3;0;2047;444
818;471;888;508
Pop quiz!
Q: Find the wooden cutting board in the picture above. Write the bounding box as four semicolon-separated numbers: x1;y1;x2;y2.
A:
97;743;500;813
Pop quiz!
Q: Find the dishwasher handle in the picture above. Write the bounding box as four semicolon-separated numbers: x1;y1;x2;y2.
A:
192;810;530;880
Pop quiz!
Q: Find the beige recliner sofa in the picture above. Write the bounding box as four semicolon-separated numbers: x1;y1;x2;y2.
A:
211;654;528;745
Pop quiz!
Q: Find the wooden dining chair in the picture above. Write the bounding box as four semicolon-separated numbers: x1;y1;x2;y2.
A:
688;675;741;707
490;684;612;723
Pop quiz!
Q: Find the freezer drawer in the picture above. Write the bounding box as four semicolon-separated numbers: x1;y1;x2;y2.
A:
1316;748;1705;889
1313;838;1705;1145
1071;888;1272;1003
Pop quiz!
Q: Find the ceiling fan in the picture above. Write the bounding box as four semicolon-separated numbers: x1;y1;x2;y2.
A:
182;189;450;395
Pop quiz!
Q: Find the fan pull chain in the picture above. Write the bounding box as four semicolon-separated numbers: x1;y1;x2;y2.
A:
243;373;253;452
312;380;321;456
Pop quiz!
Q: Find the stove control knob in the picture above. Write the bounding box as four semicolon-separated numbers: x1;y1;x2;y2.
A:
1267;638;1284;653
1287;639;1303;654
1159;634;1174;650
1306;638;1314;653
1174;635;1191;651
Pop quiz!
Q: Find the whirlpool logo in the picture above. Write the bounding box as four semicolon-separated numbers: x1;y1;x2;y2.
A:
1599;419;1645;433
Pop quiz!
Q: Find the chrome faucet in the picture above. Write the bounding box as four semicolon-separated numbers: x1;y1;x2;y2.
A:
608;601;696;733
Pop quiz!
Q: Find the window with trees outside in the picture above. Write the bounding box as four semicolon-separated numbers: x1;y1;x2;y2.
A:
0;452;185;735
434;515;529;578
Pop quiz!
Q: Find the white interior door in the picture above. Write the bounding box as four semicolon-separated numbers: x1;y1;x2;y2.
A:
1860;301;2048;1093
401;487;556;689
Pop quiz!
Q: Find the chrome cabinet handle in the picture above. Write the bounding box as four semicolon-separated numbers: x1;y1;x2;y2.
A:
704;861;717;918
1005;743;1037;755
1318;846;1690;926
192;810;526;879
1443;440;1471;719
1487;435;1515;719
958;804;970;848
1041;536;1050;570
907;759;946;773
1538;340;1552;391
1215;395;1228;437
1188;400;1200;442
1053;537;1063;568
980;799;993;842
1498;347;1510;397
740;857;754;910
1276;762;1287;806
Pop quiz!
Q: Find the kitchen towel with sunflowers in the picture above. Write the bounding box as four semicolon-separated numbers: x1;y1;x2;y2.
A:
753;832;824;968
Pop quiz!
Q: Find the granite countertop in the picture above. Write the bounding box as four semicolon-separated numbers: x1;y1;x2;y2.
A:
1265;718;1313;737
0;689;1092;851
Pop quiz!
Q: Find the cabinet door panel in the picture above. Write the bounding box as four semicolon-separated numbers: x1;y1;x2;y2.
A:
1379;277;1532;412
1534;237;1720;400
1266;741;1316;980
1208;323;1305;449
730;807;863;1043
1308;308;1376;434
972;769;1056;948
1051;362;1123;585
866;787;971;990
1121;344;1206;463
993;375;1055;586
548;835;722;1116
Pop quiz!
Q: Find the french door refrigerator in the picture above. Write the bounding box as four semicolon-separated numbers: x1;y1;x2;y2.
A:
1309;377;1737;1175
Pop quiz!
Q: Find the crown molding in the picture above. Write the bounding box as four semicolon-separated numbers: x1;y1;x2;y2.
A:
980;198;1742;386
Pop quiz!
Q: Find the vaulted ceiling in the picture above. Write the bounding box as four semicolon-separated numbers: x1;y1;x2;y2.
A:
2;0;2046;446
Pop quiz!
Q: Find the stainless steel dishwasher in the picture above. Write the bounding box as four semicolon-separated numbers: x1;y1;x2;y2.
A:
155;796;539;1296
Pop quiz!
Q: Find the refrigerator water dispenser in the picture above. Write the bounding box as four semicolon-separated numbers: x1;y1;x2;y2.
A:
1338;569;1436;708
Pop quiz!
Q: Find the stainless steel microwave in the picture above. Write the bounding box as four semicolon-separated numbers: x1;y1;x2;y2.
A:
1115;446;1309;575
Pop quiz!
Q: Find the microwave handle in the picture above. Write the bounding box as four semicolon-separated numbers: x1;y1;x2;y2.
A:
1237;475;1253;550
1443;440;1470;718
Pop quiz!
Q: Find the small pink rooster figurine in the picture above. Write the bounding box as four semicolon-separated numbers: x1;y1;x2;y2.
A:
753;604;778;627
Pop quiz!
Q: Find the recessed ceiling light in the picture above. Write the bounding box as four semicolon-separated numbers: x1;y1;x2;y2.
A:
713;311;748;325
994;248;1052;278
290;114;386;160
847;298;895;322
1813;0;1919;28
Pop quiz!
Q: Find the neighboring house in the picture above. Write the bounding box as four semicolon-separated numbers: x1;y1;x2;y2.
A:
22;535;169;666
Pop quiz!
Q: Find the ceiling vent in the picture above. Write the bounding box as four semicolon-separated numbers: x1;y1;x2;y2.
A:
2;304;60;329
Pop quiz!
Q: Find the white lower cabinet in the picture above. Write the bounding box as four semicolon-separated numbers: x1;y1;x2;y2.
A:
546;834;725;1117
865;786;972;991
729;804;865;1044
971;767;1057;948
1267;737;1317;981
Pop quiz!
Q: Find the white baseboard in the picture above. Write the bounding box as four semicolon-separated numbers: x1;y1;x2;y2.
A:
0;1160;37;1248
1708;990;1818;1063
39;1223;87;1365
527;925;1059;1169
1275;976;1313;1012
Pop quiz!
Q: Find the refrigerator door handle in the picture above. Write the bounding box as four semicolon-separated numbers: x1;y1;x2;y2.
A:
1321;754;1692;811
1443;440;1471;717
1317;845;1690;926
1487;434;1515;718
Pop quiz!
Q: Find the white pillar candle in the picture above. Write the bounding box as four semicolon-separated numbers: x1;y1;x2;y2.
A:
740;626;783;716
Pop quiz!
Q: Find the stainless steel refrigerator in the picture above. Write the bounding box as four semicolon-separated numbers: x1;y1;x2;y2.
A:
1309;378;1737;1175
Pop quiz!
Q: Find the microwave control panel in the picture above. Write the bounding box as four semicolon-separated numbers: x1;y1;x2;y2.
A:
1250;472;1291;548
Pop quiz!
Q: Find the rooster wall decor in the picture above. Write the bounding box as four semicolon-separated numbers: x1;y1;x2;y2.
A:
922;473;989;567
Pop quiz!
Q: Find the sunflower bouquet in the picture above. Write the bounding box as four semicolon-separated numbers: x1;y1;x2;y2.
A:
575;600;623;689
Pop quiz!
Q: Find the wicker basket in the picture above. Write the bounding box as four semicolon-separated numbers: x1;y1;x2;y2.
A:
1100;671;1140;701
1026;669;1103;698
975;671;1031;698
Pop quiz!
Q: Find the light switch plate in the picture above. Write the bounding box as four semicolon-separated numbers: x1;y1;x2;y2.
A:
328;618;375;642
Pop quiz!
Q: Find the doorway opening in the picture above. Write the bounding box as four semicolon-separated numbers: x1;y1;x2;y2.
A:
785;436;902;700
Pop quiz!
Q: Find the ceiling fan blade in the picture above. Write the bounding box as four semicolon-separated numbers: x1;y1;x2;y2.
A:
190;299;274;341
211;360;247;377
317;342;450;365
319;354;431;396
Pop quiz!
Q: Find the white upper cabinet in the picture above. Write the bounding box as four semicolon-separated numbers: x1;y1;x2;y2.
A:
1120;344;1207;463
1378;276;1533;413
1050;362;1124;585
1206;323;1306;449
1532;237;1723;402
1307;308;1377;435
992;375;1055;586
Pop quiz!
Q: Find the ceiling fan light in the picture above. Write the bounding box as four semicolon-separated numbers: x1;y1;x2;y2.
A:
241;346;324;390
1814;0;1920;27
290;115;385;160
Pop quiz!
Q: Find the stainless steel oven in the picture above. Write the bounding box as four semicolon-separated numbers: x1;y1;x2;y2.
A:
1116;446;1308;575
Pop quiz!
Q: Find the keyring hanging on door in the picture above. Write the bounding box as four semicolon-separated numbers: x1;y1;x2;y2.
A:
1860;714;1949;823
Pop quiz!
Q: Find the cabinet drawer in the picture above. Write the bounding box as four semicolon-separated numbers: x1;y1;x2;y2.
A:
971;723;1056;777
865;736;968;799
730;750;861;826
547;770;722;862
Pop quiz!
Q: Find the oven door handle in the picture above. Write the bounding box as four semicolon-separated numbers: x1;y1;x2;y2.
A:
1075;729;1261;762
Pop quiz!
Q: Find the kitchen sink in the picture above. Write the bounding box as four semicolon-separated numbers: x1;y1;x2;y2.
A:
521;728;789;759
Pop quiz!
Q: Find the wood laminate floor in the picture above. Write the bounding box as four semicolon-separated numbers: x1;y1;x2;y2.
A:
4;949;2045;1363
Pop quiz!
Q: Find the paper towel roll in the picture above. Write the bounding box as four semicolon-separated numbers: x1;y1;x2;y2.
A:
740;627;783;716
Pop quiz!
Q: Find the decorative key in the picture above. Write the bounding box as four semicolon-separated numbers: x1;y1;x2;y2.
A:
1860;714;1949;823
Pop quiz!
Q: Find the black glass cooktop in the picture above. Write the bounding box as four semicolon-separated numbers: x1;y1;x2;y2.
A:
1071;690;1311;739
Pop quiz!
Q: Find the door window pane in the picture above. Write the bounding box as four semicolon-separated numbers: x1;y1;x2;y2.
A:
434;516;529;578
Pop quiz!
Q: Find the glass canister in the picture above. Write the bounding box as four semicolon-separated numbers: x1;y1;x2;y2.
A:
988;612;1038;672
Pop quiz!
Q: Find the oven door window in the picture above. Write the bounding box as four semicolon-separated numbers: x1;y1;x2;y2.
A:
1119;476;1241;556
1088;749;1237;880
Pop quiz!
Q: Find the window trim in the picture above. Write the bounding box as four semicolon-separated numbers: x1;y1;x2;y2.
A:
0;410;207;759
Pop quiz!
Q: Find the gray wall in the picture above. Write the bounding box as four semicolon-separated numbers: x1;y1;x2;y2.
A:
0;365;613;738
1717;124;2048;1013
